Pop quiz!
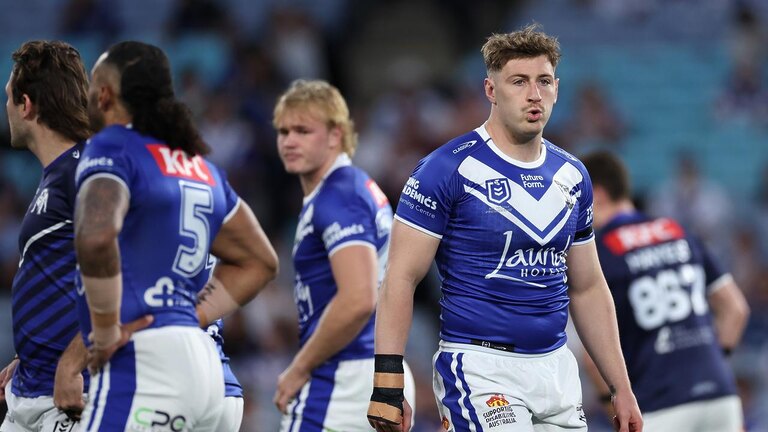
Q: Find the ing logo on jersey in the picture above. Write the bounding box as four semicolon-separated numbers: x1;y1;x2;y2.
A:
146;144;215;186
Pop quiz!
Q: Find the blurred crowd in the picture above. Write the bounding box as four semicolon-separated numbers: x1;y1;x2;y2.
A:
0;0;766;430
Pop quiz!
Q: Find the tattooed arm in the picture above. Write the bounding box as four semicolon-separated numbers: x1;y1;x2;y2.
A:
75;176;151;372
196;201;278;326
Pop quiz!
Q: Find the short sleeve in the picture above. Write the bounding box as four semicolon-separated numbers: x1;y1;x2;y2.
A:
214;165;241;223
573;165;594;245
75;133;132;192
394;154;455;238
689;235;730;293
313;187;378;257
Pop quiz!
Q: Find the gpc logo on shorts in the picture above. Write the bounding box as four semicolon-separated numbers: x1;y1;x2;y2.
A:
132;406;187;431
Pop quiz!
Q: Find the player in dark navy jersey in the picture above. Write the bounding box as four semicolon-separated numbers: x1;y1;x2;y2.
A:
582;151;749;432
0;40;92;432
74;41;278;431
368;25;642;432
272;80;414;432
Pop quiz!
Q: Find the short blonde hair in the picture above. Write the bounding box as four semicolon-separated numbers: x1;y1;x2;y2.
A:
273;79;358;157
482;23;561;74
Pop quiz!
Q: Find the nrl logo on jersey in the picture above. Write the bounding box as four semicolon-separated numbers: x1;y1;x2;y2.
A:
486;178;510;204
30;188;49;215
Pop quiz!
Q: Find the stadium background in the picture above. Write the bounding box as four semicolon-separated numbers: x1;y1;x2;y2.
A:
0;0;766;430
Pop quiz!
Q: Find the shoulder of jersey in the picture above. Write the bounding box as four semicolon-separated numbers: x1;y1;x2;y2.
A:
323;165;368;197
420;130;485;170
86;125;133;149
543;139;589;173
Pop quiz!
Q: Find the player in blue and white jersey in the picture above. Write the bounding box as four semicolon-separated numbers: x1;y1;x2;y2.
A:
0;40;92;432
368;25;642;432
582;151;749;432
272;80;415;432
74;41;278;431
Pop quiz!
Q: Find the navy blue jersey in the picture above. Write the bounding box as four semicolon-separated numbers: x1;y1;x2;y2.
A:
292;154;392;362
396;126;593;354
74;125;240;339
11;143;85;397
206;319;242;398
596;212;737;412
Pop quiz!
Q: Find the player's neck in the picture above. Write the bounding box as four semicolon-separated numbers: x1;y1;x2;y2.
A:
596;200;635;229
484;119;542;163
299;152;343;197
28;127;77;168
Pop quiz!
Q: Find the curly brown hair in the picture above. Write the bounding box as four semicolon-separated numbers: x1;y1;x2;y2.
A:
481;23;561;74
11;40;91;142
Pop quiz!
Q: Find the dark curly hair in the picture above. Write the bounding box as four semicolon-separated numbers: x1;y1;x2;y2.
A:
11;40;91;142
103;41;209;155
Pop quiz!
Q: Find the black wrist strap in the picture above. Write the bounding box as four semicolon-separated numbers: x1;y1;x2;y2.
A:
374;354;404;373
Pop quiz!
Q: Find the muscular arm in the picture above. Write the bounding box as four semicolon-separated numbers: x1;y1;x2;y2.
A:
567;241;642;431
708;277;750;352
374;221;440;355
74;176;129;338
273;243;378;412
54;333;88;419
368;221;439;431
197;201;278;325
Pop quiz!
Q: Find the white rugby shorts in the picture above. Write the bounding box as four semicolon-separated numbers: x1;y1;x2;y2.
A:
434;342;587;432
643;395;742;432
280;357;416;432
1;380;80;432
80;326;224;431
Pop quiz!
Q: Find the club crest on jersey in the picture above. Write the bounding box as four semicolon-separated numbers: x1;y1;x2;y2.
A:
486;178;510;204
146;144;215;186
30;188;49;215
553;180;575;209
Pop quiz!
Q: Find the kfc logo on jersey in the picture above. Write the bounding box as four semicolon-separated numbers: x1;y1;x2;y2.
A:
604;218;685;255
486;178;511;204
147;144;215;186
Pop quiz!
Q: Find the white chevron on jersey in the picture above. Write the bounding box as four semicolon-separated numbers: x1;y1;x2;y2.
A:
458;156;582;246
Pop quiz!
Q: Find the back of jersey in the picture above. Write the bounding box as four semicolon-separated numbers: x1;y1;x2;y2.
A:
596;212;737;413
75;125;240;335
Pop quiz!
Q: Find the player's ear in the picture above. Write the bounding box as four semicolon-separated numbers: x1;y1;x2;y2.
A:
484;76;496;105
329;125;343;149
19;93;36;120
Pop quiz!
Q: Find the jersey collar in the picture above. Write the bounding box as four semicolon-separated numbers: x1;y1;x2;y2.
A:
475;123;547;169
303;153;352;205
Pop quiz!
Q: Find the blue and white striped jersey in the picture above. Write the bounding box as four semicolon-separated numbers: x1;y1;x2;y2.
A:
291;154;392;361
11;142;84;397
395;125;594;354
74;125;240;339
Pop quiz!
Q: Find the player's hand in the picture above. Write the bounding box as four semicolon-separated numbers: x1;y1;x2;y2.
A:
274;363;311;414
612;389;643;432
0;357;19;402
54;346;86;421
368;398;412;432
87;315;154;375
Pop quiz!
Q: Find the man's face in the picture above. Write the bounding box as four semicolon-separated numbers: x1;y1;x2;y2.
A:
5;72;31;149
275;109;341;178
485;55;558;142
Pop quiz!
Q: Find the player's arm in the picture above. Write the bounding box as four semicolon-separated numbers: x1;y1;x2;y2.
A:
567;241;643;432
75;176;153;372
708;276;750;353
273;242;378;413
368;220;440;432
582;350;616;418
75;176;129;349
197;201;278;326
54;333;87;420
